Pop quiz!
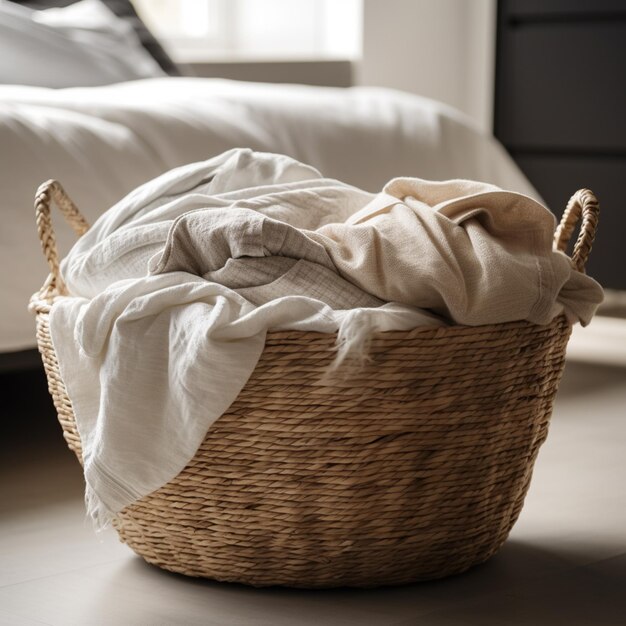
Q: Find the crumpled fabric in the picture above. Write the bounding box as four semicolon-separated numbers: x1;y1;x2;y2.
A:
49;148;603;529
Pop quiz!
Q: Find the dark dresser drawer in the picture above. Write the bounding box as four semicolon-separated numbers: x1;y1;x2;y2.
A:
515;154;625;289
507;0;626;19
496;0;626;289
496;20;626;151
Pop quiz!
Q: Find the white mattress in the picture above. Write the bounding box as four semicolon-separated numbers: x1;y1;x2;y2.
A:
0;77;538;353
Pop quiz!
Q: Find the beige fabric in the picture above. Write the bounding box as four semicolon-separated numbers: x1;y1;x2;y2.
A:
150;174;602;327
310;178;603;326
149;207;383;309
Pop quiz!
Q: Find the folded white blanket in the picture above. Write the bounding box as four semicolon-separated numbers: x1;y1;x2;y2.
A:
49;149;603;528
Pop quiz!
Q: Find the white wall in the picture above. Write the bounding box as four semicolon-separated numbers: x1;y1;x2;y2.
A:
356;0;497;134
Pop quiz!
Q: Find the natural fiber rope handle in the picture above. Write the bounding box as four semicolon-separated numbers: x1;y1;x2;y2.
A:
553;188;599;273
35;180;90;295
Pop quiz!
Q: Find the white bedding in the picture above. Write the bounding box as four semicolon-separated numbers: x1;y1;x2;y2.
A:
0;77;539;352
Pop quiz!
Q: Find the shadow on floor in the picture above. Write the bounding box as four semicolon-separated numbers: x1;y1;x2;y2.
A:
557;360;626;398
94;538;625;626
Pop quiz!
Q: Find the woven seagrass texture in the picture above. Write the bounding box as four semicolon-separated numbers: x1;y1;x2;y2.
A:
30;183;598;587
35;311;83;459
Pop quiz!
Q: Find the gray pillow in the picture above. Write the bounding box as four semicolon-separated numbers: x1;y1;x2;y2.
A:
10;0;181;75
0;0;167;87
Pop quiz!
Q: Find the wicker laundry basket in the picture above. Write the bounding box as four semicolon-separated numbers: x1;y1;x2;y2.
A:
30;181;599;588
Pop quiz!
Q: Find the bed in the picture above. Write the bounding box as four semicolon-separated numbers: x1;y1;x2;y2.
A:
0;0;539;362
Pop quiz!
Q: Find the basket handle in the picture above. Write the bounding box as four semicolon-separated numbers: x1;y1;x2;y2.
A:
35;180;90;296
553;188;599;273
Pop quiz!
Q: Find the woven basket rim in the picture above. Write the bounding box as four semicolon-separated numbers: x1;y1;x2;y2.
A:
30;283;563;345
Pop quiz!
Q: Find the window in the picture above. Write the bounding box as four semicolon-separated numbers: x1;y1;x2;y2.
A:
133;0;363;62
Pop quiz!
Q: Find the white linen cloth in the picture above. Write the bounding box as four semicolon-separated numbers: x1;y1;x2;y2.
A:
2;77;540;351
51;149;441;527
49;149;602;528
60;149;378;295
52;278;427;528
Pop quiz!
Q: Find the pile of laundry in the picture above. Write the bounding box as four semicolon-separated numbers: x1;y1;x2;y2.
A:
49;148;603;527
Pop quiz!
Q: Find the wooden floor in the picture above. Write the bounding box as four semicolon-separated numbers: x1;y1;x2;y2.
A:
1;360;625;626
